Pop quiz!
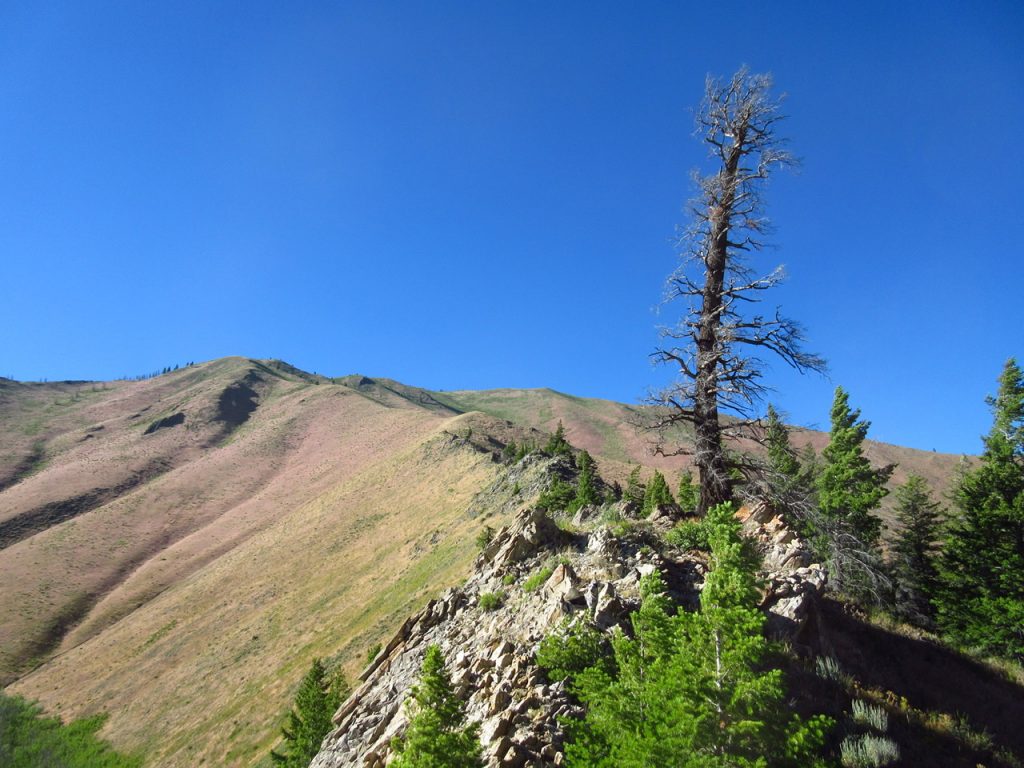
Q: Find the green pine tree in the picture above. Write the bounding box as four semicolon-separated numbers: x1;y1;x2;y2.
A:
934;359;1024;659
677;470;700;512
796;444;820;494
565;504;832;767
391;645;484;768
271;659;348;767
641;470;674;516
765;404;801;480
545;420;572;457
570;450;601;513
891;475;943;626
817;387;892;548
624;465;645;506
502;440;518;462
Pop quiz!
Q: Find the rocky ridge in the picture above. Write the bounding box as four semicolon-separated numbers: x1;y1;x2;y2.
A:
310;489;826;768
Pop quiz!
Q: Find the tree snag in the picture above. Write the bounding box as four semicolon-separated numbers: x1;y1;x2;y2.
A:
650;68;825;514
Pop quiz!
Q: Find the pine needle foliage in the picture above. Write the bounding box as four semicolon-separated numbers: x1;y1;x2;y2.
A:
935;358;1024;659
677;470;700;512
271;658;347;767
545;420;572;457
391;645;484;768
564;504;832;767
765;404;801;480
624;465;645;506
891;474;943;625
817;387;892;549
571;450;601;513
641;470;674;516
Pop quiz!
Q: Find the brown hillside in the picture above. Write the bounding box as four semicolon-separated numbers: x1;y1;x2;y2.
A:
433;387;966;523
2;358;540;765
0;359;975;766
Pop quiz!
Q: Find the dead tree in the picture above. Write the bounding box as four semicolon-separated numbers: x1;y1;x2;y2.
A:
650;68;825;514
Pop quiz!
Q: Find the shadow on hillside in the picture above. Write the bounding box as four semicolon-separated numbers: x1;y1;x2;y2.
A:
791;598;1024;766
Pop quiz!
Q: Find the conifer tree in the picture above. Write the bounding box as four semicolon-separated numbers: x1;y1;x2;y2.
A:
760;405;821;520
545;420;572;457
817;387;892;548
624;465;645;506
677;470;700;512
391;645;483;768
571;450;601;512
935;359;1024;659
765;404;800;479
565;504;831;767
271;659;347;767
641;470;674;516
796;443;820;492
891;474;943;626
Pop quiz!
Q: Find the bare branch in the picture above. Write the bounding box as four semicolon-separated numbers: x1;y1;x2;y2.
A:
644;68;826;513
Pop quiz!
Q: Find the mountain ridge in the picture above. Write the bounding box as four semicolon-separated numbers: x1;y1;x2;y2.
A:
0;356;975;766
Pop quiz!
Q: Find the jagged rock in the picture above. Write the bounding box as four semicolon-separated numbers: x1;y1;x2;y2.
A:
646;502;684;531
616;499;642;519
739;501;826;641
310;499;826;768
482;508;567;573
544;563;583;603
571;503;601;526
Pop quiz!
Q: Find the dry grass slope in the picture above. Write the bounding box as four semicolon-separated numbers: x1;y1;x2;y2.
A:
0;359;976;767
2;359;535;766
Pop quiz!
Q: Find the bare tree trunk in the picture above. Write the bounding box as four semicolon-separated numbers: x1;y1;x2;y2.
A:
648;69;825;516
693;131;743;512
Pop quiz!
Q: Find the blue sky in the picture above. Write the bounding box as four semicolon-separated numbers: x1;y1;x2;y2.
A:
1;1;1021;455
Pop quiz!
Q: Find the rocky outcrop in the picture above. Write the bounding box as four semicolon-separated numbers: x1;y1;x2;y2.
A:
738;501;827;642
311;500;826;768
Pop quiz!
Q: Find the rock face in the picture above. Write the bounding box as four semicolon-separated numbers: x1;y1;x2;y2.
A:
311;501;825;768
738;501;827;642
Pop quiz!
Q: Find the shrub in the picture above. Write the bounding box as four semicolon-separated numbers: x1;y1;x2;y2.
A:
536;619;612;683
474;525;495;550
0;693;141;768
850;699;888;733
390;645;483;768
813;655;847;684
839;734;899;767
366;643;382;666
522;567;554;593
537;480;575;512
478;591;505;611
665;519;711;551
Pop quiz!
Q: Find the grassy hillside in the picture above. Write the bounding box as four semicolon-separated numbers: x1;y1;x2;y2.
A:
1;360;539;766
0;359;974;766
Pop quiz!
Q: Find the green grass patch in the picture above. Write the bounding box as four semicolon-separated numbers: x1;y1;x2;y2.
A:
522;567;554;593
142;620;178;650
0;692;142;767
478;591;505;611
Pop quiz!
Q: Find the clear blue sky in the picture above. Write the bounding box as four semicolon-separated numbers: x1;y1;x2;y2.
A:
2;1;1021;455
